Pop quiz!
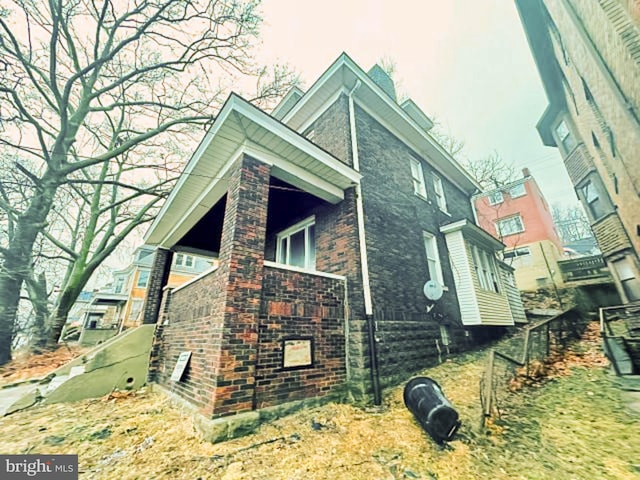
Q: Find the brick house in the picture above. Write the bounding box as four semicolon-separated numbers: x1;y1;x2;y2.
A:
141;54;526;421
474;169;565;291
516;0;640;303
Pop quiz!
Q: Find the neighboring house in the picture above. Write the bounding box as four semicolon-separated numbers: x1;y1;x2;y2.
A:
516;0;640;303
111;246;213;329
77;246;212;345
141;54;526;421
474;169;565;291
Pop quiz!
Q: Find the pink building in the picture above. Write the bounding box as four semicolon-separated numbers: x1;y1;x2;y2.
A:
474;169;564;291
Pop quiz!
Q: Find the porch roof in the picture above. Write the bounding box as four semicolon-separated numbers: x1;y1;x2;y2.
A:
144;93;360;248
440;219;505;251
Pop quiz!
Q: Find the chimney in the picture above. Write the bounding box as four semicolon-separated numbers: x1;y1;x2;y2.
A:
367;64;397;102
522;167;531;178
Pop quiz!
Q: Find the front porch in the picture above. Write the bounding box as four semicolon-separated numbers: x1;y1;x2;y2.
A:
141;94;360;419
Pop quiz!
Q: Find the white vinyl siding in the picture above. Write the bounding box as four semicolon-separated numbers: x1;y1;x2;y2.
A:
433;174;448;212
423;232;444;287
442;230;481;325
499;263;527;324
409;158;427;199
442;229;514;327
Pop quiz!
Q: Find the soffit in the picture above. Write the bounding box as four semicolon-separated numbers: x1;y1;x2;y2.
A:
144;94;359;248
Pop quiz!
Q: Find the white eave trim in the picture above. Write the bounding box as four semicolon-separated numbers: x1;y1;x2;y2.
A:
144;93;360;246
282;53;481;193
440;219;506;251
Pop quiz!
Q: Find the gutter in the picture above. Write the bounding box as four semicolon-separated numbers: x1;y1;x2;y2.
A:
347;80;381;406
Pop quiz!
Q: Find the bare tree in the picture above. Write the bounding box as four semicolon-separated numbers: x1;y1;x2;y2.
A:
463;151;518;190
0;0;297;363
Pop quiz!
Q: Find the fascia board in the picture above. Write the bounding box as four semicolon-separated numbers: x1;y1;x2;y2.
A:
283;53;480;193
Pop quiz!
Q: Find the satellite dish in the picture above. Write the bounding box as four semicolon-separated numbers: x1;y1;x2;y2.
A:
423;280;443;301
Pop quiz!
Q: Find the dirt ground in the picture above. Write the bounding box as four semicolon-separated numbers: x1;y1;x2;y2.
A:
0;322;638;479
0;345;88;386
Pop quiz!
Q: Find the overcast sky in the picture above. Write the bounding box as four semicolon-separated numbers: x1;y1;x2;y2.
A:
255;0;579;208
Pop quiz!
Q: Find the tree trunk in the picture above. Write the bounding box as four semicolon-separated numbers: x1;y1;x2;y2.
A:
27;273;50;352
0;266;22;364
47;259;104;347
0;173;59;364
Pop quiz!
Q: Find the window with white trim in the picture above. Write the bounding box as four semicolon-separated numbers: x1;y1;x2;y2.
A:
423;232;444;287
555;120;576;154
433;174;448;212
175;253;194;268
496;215;525;237
488;191;503;206
128;299;144;323
136;270;149;288
472;246;500;293
410;158;427;199
276;217;316;270
113;275;126;294
509;183;526;198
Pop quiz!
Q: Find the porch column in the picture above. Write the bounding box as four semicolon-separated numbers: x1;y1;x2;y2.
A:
142;248;173;324
212;154;270;416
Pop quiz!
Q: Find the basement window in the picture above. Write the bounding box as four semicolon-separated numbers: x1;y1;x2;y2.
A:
276;217;316;270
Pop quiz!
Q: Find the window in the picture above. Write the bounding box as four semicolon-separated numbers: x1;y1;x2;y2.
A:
581;180;606;220
276;217;316;270
175;253;194;268
423;232;444;286
472;246;500;293
439;324;451;347
137;249;152;261
410;158;427;199
113;276;125;294
555;120;576;153
496;215;525;237
128;299;144;323
433;175;448;212
488;191;503;206
136;270;149;288
509;183;526;198
503;247;531;260
503;247;532;267
612;258;640;301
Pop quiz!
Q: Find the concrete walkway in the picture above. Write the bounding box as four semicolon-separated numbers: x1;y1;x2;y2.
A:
0;384;39;416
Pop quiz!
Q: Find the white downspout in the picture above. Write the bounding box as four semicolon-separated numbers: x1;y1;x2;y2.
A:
347;80;373;316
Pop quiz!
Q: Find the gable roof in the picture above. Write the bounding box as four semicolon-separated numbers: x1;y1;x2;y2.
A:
144;93;360;248
280;53;481;194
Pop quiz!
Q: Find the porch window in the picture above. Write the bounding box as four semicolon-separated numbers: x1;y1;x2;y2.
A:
409;158;427;199
276;217;316;270
472;246;500;293
423;231;444;286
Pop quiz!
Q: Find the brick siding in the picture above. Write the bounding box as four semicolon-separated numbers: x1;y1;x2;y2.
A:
255;266;346;408
142;248;172;324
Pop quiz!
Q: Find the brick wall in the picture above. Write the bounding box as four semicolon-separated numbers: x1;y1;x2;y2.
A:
355;105;473;324
255;266;346;408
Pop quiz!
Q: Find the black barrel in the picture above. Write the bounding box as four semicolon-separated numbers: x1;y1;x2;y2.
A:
403;376;461;443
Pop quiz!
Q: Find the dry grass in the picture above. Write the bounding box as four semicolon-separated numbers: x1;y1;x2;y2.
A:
0;321;637;479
